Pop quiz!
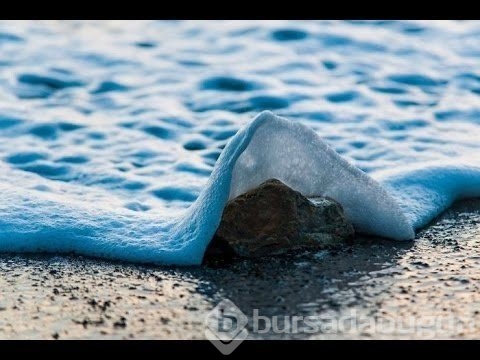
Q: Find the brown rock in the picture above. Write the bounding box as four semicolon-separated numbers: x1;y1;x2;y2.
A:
205;179;354;261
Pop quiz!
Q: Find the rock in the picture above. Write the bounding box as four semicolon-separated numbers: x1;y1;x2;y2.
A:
205;179;354;261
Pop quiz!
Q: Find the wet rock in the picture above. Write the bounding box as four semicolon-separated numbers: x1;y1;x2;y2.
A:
205;179;354;261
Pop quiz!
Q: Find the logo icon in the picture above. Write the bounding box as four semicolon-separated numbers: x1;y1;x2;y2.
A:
205;299;248;355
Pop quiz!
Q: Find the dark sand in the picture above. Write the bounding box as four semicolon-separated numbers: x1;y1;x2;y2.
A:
1;199;479;339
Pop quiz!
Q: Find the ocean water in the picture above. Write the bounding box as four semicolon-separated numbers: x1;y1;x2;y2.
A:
0;20;479;265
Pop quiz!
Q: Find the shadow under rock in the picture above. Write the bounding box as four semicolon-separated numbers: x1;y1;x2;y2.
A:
195;236;414;338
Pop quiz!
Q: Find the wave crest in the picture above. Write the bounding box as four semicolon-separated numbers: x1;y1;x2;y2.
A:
1;111;479;265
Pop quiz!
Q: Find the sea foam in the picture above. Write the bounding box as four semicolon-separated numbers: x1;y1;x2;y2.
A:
0;111;479;265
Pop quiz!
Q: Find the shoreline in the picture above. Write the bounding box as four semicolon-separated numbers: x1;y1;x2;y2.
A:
1;198;479;339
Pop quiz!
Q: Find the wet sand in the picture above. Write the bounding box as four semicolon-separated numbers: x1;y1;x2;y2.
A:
1;199;479;339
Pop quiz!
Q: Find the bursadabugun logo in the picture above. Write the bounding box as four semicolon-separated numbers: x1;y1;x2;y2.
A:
206;298;465;352
205;299;248;355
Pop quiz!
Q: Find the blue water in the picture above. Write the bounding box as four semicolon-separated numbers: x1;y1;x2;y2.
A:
0;20;480;265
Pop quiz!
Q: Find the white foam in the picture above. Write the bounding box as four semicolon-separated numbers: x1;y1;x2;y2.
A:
0;111;479;265
229;112;414;240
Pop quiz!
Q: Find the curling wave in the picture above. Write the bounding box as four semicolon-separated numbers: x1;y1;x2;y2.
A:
0;111;479;265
